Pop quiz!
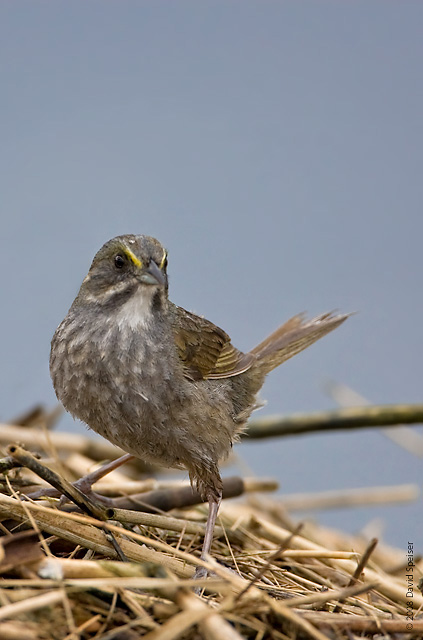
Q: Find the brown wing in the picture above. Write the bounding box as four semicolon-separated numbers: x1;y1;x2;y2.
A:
171;304;254;381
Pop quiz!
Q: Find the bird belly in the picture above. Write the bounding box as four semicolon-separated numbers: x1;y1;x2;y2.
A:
51;319;239;472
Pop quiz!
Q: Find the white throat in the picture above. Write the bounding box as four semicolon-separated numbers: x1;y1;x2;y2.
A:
114;287;155;331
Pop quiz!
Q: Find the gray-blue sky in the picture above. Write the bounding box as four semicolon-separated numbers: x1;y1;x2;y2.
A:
1;1;422;547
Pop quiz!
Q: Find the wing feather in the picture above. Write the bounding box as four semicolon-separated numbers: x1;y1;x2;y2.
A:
171;305;254;381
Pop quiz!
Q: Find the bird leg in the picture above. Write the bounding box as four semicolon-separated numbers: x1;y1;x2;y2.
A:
71;453;135;496
26;453;134;504
193;491;222;583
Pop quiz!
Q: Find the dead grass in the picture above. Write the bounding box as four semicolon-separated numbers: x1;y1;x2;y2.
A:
0;407;421;639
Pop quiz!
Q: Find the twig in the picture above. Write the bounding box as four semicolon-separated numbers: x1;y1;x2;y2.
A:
280;484;419;510
300;611;423;633
243;404;423;439
235;524;303;601
27;475;277;507
0;493;216;577
275;550;359;559
250;516;423;608
0;590;64;621
9;404;63;429
0;424;126;460
332;537;378;613
0;457;23;474
28;475;246;512
178;590;245;640
6;445;110;521
284;581;379;608
109;476;245;512
327;382;423;456
206;557;332;640
105;508;228;538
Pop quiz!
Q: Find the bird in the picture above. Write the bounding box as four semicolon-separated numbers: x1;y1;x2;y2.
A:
50;234;348;578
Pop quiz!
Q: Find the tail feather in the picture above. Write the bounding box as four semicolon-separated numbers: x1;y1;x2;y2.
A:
250;312;350;374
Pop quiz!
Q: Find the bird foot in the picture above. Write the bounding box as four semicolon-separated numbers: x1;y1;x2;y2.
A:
26;453;134;505
193;565;209;580
192;564;216;595
57;485;113;508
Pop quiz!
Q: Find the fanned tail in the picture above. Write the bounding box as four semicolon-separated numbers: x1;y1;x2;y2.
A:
250;312;351;374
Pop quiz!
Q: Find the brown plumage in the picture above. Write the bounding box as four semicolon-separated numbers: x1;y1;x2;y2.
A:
50;234;349;580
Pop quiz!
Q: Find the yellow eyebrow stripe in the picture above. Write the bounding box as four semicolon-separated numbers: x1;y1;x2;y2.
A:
122;247;143;268
159;249;168;269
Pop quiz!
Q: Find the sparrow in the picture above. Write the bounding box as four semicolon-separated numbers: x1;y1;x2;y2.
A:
50;234;348;578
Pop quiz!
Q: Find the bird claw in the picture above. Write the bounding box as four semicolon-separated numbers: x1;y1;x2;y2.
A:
193;564;217;595
57;485;113;508
193;565;209;581
26;455;132;506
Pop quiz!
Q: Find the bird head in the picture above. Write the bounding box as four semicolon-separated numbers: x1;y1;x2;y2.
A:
74;235;169;317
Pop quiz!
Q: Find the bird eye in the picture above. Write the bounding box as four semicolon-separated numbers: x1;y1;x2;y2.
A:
114;255;125;269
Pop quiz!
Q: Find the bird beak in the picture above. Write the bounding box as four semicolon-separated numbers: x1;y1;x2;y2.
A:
138;261;166;286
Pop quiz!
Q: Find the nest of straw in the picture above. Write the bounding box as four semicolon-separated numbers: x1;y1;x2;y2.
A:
0;406;421;640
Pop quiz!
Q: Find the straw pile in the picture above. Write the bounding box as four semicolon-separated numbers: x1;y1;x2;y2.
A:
0;406;421;640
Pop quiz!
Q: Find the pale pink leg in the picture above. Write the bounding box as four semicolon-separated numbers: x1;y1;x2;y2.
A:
74;453;135;493
193;493;222;588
